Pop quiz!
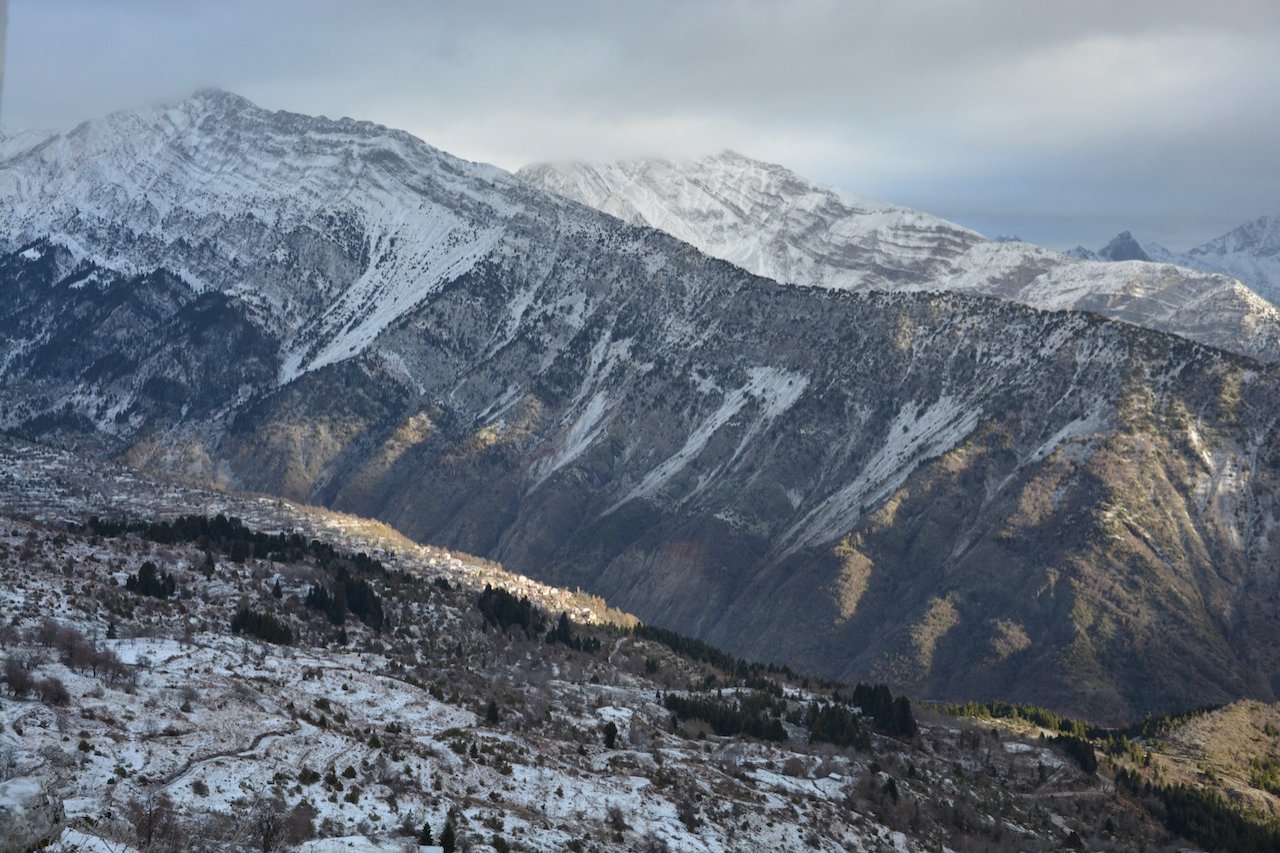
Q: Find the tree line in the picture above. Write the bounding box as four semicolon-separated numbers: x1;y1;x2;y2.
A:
1116;768;1280;852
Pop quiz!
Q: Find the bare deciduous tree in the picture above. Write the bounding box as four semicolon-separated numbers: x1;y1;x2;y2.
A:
250;795;288;852
2;654;33;698
125;788;177;850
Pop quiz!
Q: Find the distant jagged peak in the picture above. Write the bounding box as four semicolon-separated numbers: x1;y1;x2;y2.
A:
1097;230;1151;262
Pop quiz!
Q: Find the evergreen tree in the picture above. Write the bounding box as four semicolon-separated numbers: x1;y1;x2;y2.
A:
230;606;293;645
477;585;540;634
125;561;176;599
603;721;618;749
440;818;457;853
890;695;918;738
486;698;500;725
546;611;601;653
418;821;433;845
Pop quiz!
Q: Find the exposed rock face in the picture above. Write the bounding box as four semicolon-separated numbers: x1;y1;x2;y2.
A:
1096;231;1151;262
4;93;1280;721
0;777;65;853
520;154;1280;363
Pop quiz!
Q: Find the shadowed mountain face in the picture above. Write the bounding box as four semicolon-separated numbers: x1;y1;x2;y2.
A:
1096;231;1151;262
4;93;1280;722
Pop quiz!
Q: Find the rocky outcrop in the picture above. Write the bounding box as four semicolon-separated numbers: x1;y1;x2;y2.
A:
0;777;65;853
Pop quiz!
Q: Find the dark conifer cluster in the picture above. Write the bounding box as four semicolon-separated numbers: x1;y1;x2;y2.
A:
1115;769;1280;852
544;612;600;652
230;605;294;645
632;623;798;691
806;701;871;749
941;699;1093;738
664;691;787;741
86;514;397;581
88;513;318;563
88;513;392;637
851;682;918;738
124;561;176;599
305;566;384;631
476;585;542;635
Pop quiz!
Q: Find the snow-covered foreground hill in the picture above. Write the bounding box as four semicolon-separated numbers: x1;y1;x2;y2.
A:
520;153;1280;363
0;437;1153;853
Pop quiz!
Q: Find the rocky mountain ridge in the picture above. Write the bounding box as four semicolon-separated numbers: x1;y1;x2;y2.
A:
520;153;1280;363
519;151;984;292
1071;215;1280;307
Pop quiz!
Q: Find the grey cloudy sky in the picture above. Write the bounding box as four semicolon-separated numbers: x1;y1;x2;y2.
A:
4;0;1278;249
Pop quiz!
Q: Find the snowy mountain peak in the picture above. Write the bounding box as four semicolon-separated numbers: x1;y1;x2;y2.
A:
1181;214;1280;304
0;90;529;383
519;152;983;291
1192;213;1280;260
181;86;257;112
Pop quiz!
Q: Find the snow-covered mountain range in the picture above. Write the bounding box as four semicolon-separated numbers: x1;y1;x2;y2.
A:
520;151;984;292
1071;216;1280;307
5;92;1280;720
520;153;1280;363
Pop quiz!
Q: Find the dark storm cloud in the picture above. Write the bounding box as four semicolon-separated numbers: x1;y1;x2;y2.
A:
5;0;1278;249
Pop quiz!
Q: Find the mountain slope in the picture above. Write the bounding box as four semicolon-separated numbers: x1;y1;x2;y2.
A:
5;94;1280;722
520;154;1280;363
3;436;1210;852
1186;214;1280;305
